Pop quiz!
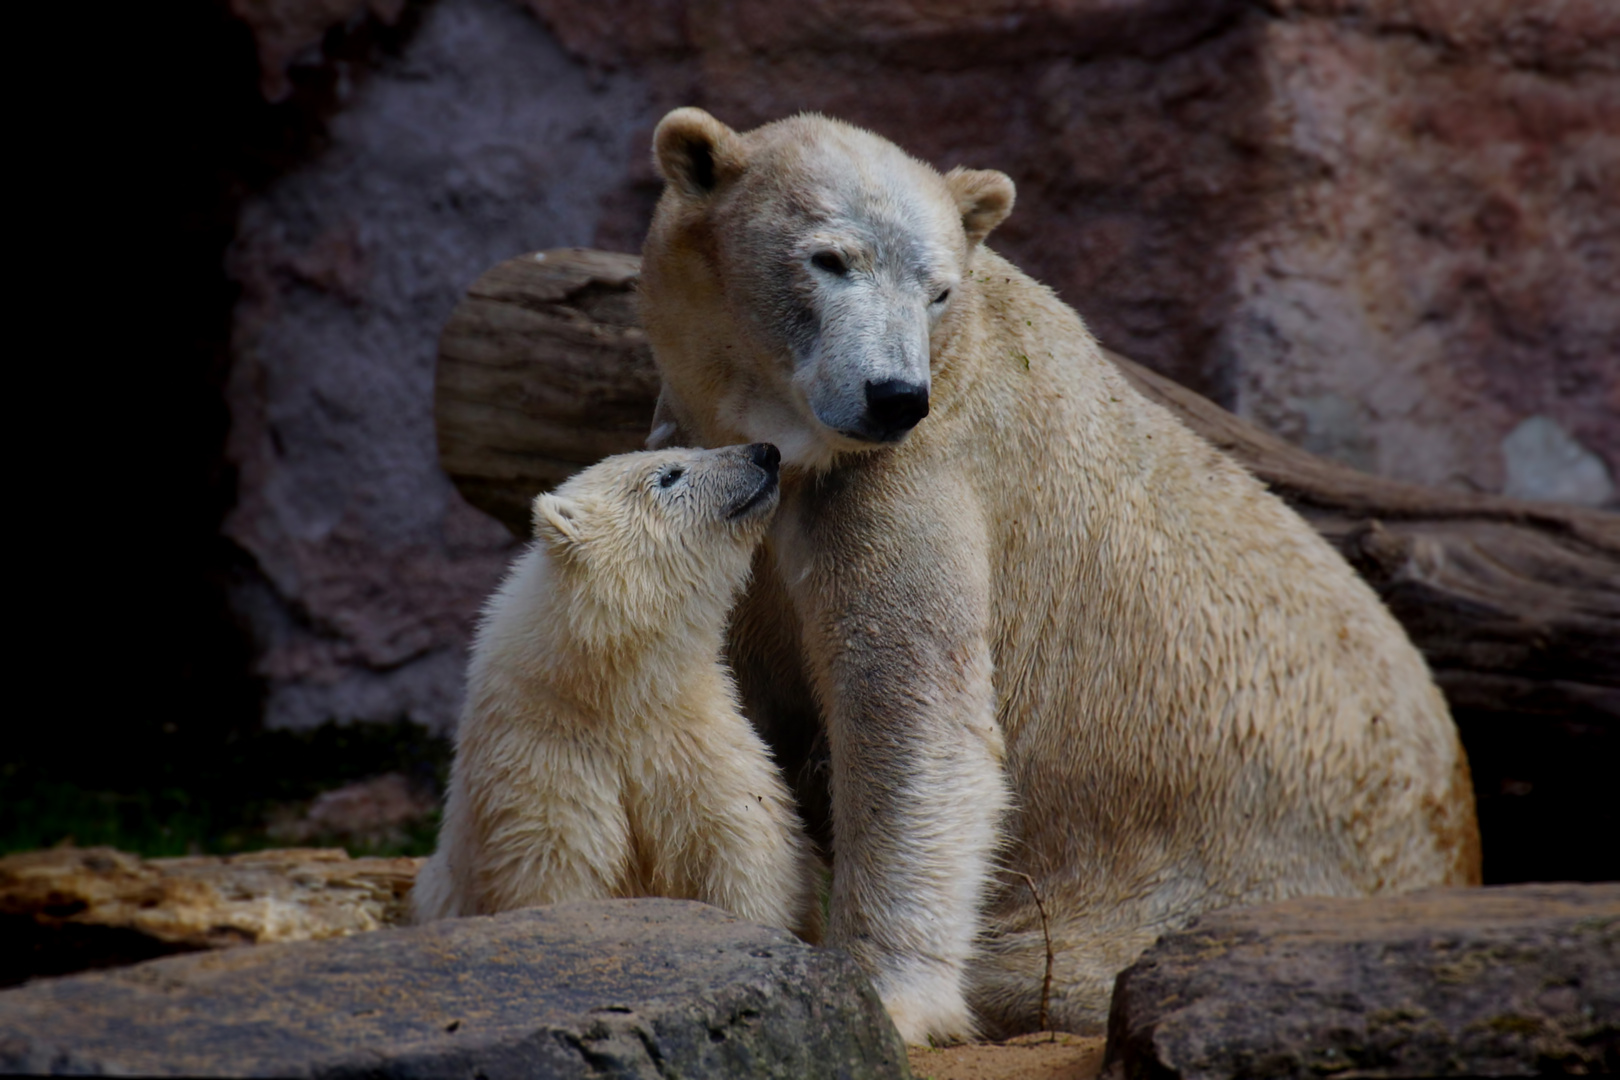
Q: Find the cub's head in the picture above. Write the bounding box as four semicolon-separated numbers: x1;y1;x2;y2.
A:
643;108;1014;469
530;443;780;642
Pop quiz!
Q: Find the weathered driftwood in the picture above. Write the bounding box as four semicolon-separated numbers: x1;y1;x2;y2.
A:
437;248;1619;880
437;249;659;533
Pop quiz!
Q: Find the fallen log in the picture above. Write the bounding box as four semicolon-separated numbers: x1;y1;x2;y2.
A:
436;248;658;533
436;248;1619;883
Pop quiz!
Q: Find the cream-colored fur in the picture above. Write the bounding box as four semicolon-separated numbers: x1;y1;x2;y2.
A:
640;109;1480;1044
412;445;822;942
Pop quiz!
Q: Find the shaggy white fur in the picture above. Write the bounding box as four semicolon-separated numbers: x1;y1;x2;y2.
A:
640;108;1479;1044
412;444;822;943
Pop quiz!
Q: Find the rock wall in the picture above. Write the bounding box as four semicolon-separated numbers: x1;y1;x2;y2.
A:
1229;1;1620;497
212;0;1616;754
223;0;661;731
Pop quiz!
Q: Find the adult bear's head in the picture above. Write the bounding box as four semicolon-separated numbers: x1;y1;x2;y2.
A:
642;109;1014;470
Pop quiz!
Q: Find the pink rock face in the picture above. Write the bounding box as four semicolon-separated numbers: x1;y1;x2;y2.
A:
219;0;1616;732
1229;5;1620;497
222;0;654;732
229;0;407;100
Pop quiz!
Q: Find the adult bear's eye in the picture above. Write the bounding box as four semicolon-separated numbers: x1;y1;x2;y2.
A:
811;251;848;275
660;468;684;488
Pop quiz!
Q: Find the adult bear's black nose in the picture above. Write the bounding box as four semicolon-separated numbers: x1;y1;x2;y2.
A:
864;379;930;438
750;442;780;475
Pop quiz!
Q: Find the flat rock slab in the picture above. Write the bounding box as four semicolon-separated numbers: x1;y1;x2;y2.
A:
1107;883;1620;1078
0;898;910;1079
0;846;422;985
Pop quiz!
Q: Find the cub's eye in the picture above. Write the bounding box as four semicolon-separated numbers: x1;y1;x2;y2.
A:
811;251;849;275
659;468;684;488
933;288;951;305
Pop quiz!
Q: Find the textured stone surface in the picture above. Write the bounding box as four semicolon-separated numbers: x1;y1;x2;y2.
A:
1106;884;1620;1079
228;0;406;101
0;847;420;986
223;0;662;733
1502;415;1617;506
1226;1;1620;501
266;772;439;847
0;899;910;1079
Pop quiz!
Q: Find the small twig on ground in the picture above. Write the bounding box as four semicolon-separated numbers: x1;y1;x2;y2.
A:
1014;871;1054;1034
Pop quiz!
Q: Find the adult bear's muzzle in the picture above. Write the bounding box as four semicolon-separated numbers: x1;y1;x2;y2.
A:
860;378;930;441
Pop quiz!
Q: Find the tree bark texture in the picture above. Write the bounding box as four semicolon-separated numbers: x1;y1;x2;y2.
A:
437;249;1619;884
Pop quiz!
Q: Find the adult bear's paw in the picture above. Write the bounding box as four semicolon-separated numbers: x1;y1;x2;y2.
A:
878;974;978;1047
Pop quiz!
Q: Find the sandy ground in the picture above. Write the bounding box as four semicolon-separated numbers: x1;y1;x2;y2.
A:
907;1033;1106;1080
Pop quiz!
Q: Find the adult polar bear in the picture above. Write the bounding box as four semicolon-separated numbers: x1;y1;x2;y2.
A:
640;108;1480;1043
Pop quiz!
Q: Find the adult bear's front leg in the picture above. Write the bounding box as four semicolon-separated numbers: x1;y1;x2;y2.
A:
781;475;1009;1044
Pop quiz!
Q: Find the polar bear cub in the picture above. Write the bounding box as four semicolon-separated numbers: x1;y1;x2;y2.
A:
412;443;821;941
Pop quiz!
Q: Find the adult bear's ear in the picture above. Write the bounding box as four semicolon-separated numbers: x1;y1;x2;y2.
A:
945;167;1016;247
653;108;741;199
646;386;694;450
532;493;585;560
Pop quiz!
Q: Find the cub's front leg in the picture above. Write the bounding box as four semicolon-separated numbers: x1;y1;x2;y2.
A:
781;475;1009;1044
632;718;825;943
455;726;634;915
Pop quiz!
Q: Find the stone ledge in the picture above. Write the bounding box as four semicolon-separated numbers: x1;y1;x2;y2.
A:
1105;883;1620;1079
0;846;422;986
0;898;910;1079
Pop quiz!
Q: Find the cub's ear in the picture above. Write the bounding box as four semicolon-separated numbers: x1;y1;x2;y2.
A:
944;167;1016;247
531;493;585;558
653;108;741;199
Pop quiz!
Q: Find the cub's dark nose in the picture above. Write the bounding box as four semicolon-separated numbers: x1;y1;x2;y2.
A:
864;379;930;438
750;442;780;475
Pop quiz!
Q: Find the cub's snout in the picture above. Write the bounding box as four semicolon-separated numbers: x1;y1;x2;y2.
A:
751;441;781;474
728;442;780;520
862;379;930;442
